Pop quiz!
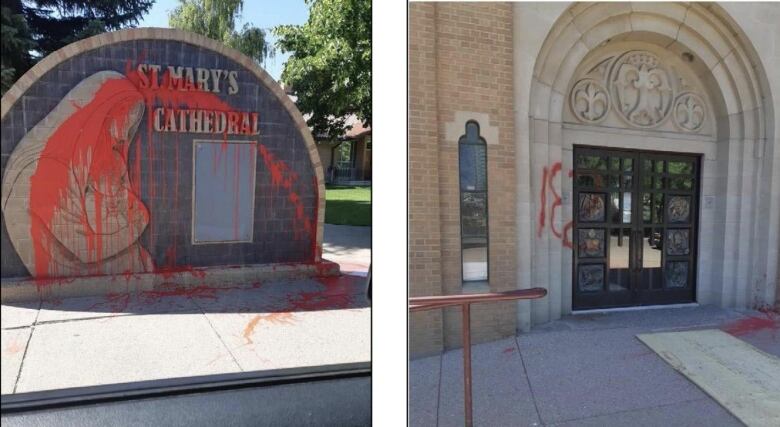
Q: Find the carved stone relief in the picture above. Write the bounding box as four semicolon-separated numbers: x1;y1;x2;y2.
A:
570;79;610;124
610;51;673;128
568;50;708;133
673;92;706;132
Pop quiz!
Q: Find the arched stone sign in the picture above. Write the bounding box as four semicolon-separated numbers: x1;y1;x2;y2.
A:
1;28;329;298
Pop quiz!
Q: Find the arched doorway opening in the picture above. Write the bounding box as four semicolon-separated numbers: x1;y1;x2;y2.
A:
525;2;776;323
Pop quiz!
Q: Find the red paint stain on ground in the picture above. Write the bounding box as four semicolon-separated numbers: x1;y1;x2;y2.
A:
243;312;296;344
502;347;516;354
4;337;24;355
91;292;131;313
140;284;221;301
722;310;779;336
284;275;362;311
85;283;247;312
154;263;208;280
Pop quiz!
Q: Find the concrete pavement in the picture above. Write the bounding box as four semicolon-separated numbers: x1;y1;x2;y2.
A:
1;225;372;394
410;305;780;426
323;224;371;276
1;276;370;394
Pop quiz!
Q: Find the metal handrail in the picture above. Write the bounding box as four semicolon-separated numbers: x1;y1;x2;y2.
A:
409;288;548;427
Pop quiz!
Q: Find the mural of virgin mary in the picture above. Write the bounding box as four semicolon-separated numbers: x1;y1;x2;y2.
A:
1;71;153;277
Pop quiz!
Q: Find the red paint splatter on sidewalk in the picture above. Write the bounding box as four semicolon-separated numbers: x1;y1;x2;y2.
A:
243;312;296;344
140;284;222;300
721;308;780;336
502;347;516;354
4;337;24;355
722;310;779;336
284;275;362;311
88;292;131;313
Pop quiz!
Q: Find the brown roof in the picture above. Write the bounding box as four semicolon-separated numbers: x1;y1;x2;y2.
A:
288;95;370;140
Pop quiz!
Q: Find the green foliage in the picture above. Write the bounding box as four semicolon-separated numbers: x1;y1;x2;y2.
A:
168;0;273;65
1;3;35;94
0;0;153;95
24;0;153;56
274;0;371;141
325;185;371;226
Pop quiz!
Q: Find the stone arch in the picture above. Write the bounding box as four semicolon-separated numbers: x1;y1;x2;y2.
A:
1;28;326;281
1;30;325;248
526;2;777;323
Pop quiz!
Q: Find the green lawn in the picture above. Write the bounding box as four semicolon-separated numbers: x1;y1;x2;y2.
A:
324;185;371;226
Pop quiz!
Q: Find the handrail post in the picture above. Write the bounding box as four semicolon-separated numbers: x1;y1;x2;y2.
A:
409;288;547;427
462;303;473;427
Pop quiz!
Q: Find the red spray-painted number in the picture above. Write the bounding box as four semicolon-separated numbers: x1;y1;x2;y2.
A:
536;161;574;249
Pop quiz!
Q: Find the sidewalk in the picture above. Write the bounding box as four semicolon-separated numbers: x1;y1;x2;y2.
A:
323;224;371;276
410;305;779;426
1;227;372;394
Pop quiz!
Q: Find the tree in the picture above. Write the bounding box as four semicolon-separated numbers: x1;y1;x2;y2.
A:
274;0;371;141
168;0;273;66
1;2;35;94
0;0;153;95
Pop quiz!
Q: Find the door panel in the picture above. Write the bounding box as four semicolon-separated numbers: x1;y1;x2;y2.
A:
573;147;699;309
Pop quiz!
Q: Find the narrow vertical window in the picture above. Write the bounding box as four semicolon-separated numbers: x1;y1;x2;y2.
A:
459;121;488;282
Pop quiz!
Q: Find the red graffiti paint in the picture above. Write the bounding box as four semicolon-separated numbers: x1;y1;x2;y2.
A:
28;75;151;279
243;312;296;344
87;292;131;313
536;161;574;248
548;162;563;239
24;57;319;284
284;275;362;311
125;60;318;264
537;166;548;238
722;311;779;336
140;284;221;300
257;144;317;249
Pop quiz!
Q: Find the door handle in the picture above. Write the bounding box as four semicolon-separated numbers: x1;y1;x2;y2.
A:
634;230;643;273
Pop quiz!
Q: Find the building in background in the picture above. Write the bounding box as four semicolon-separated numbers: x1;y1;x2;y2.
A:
281;84;372;185
409;2;780;356
317;115;372;185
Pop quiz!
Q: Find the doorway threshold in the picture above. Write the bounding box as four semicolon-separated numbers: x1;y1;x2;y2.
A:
573;302;699;315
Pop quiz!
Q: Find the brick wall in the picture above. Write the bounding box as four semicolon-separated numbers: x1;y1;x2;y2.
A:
409;2;444;356
1;37;319;278
409;3;517;356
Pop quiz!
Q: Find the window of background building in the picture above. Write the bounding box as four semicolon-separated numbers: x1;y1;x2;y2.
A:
458;121;489;282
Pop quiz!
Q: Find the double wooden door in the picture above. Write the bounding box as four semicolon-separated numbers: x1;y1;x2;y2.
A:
572;147;700;310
